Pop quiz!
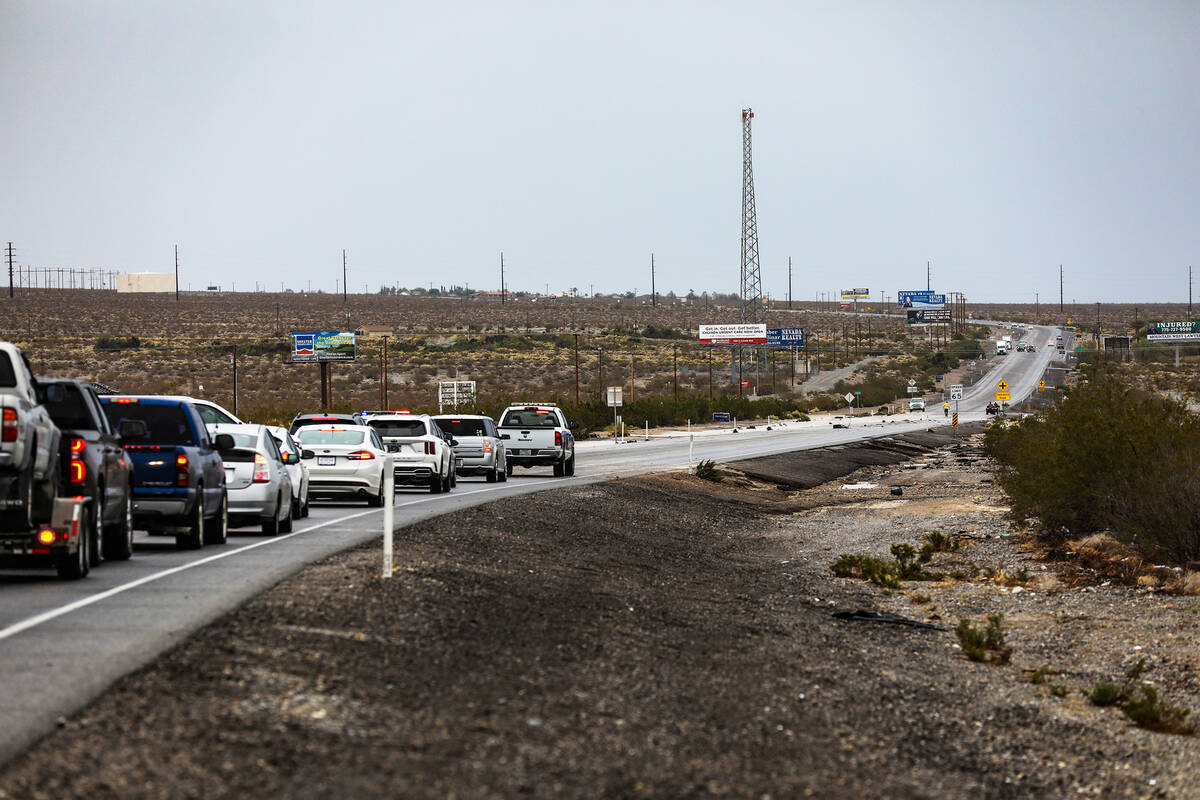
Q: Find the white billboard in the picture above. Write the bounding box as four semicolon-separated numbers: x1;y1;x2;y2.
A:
698;324;767;345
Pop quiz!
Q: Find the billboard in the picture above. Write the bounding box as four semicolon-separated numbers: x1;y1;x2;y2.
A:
291;331;357;362
907;309;951;325
766;327;806;347
840;288;870;300
898;290;946;309
1146;321;1200;342
698;324;767;345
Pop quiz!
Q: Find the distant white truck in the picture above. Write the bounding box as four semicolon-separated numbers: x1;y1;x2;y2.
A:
497;403;577;477
0;342;62;531
997;336;1012;355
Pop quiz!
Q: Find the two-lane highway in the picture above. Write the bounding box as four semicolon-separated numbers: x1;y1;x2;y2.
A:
0;326;1063;766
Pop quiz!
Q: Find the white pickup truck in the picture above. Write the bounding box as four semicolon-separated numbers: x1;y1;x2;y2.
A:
497;403;578;477
0;342;62;530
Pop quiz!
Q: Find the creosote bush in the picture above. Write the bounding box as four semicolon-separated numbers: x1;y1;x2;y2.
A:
955;613;1012;665
694;460;723;482
1086;658;1195;735
984;371;1200;563
830;542;937;588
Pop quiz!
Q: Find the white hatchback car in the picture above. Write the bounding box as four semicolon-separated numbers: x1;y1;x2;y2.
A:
210;423;294;534
364;413;455;494
266;425;311;519
295;424;389;506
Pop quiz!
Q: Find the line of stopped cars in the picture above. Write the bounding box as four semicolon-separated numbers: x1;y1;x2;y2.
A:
2;346;580;581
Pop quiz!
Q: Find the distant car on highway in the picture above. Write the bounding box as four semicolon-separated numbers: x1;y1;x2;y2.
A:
908;398;926;412
432;414;507;482
210;423;296;535
294;424;388;506
497;403;577;477
266;425;311;519
288;413;363;435
363;412;456;493
149;396;242;428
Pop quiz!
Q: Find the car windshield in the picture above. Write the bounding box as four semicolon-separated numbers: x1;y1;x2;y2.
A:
103;403;196;445
297;428;366;446
45;384;98;431
433;419;487;437
501;410;557;427
367;419;426;438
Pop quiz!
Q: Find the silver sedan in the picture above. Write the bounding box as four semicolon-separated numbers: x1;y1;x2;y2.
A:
210;423;294;535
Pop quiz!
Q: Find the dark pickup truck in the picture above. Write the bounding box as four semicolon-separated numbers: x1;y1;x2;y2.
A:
41;378;139;565
100;396;232;550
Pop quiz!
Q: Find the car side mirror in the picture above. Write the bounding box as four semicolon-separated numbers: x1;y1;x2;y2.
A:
118;419;147;440
284;452;300;465
568;421;579;430
449;438;459;447
500;433;511;440
301;449;315;460
213;433;236;452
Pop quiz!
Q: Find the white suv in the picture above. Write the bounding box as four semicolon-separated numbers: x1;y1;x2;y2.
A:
909;398;926;412
363;413;456;494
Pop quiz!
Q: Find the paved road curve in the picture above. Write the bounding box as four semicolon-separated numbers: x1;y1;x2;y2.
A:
0;325;1063;765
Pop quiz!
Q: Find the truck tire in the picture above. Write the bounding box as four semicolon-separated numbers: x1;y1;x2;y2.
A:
565;453;575;476
553;459;565;477
486;465;498;482
204;492;227;545
103;494;134;561
57;505;91;580
498;459;508;482
176;494;204;550
88;496;104;567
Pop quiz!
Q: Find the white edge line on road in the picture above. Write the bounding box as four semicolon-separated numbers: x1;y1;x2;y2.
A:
0;482;532;642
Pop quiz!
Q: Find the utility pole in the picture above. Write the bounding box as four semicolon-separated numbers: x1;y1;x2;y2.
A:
1035;292;1039;319
6;242;13;299
500;252;506;305
926;260;931;291
342;249;347;305
231;345;239;416
1059;264;1064;314
175;244;180;302
573;334;580;405
1189;266;1193;320
673;345;678;400
630;354;636;403
651;253;656;308
788;257;792;310
597;347;604;398
381;335;390;408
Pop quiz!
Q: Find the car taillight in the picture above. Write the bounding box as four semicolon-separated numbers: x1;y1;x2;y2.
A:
483;439;493;453
69;458;86;483
253;453;270;483
424;442;436;455
347;450;375;460
37;529;55;545
555;431;562;446
176;453;189;487
1;408;16;442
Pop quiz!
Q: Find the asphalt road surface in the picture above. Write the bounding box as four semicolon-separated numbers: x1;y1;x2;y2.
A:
0;323;1063;766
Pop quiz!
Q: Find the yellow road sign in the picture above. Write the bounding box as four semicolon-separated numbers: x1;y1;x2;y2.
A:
996;391;1011;402
1038;380;1045;391
952;412;959;426
997;380;1009;391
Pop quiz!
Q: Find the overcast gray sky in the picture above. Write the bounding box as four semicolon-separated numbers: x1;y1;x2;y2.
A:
3;1;1197;303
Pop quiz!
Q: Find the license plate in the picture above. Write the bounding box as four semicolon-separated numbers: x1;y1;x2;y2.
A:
317;456;336;466
518;449;529;456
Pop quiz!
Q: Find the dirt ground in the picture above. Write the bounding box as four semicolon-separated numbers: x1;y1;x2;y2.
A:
2;433;1199;799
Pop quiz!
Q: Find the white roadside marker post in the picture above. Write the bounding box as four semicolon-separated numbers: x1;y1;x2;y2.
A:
381;455;394;578
688;419;694;468
645;421;649;441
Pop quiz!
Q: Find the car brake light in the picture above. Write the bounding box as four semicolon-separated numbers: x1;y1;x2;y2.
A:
395;410;411;415
70;437;86;453
69;458;86;483
37;529;55;545
424;442;436;455
347;450;375;460
253;453;270;482
176;453;189;487
555;431;562;446
110;397;139;404
483;439;493;453
1;408;16;442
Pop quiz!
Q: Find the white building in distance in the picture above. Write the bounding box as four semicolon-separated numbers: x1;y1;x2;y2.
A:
116;272;175;293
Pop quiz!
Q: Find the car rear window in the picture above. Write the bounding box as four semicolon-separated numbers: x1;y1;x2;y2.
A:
434;418;487;437
45;384;98;431
367;419;427;438
103;403;196;445
296;428;366;446
501;410;557;427
0;352;15;388
225;433;259;448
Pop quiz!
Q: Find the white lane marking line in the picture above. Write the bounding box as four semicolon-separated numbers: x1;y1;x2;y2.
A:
0;482;535;642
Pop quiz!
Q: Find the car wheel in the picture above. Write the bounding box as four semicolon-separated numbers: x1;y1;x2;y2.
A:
429;472;442;494
301;492;310;518
57;504;91;580
486;465;498;483
367;473;386;507
505;461;513;478
553;459;565;477
176;494;204;550
104;493;134;560
88;496;104;567
204;491;228;545
262;493;281;535
279;496;294;533
449;468;456;489
565;453;576;476
498;460;508;482
291;492;302;520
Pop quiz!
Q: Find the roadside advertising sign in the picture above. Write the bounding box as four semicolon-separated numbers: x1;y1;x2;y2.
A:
740;380;751;388
897;290;946;309
606;386;623;407
437;381;476;412
906;308;951;324
765;327;805;347
291;331;356;362
1147;321;1200;341
840;288;870;299
699;323;767;345
996;391;1011;402
713;412;731;422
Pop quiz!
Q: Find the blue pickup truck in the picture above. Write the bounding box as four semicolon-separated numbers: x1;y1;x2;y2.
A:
100;396;231;550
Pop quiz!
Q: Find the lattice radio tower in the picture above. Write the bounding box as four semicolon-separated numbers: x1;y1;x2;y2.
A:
739;108;762;323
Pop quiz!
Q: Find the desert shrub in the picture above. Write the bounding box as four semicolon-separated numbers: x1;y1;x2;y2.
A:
984;371;1200;563
955;613;1012;665
694;460;723;482
641;324;688;340
95;335;140;351
1123;685;1195;735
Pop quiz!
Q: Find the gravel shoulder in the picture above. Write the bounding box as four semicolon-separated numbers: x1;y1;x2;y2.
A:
2;431;1198;799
